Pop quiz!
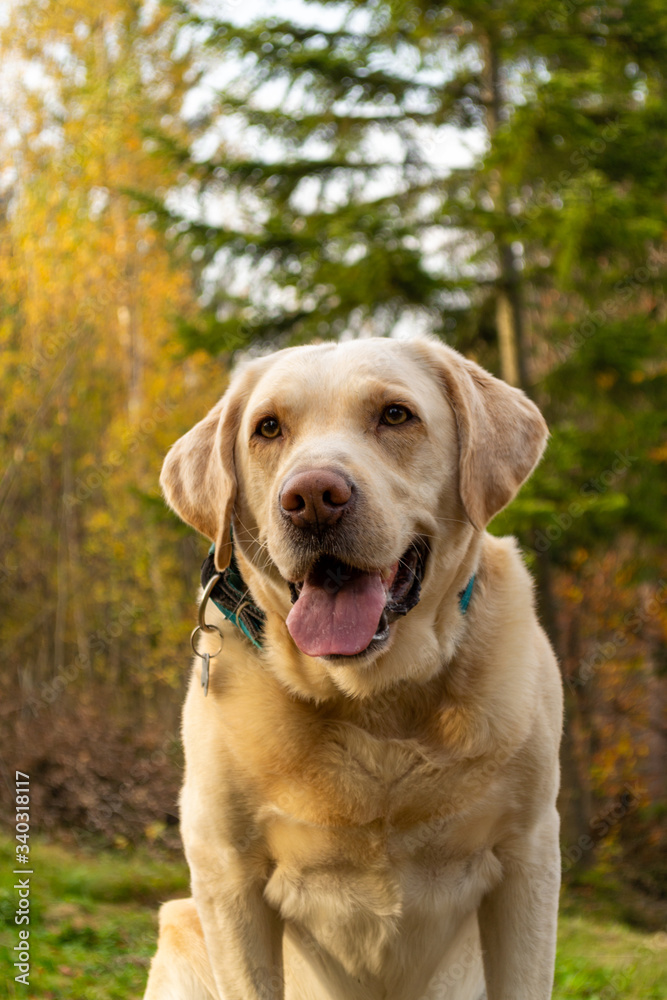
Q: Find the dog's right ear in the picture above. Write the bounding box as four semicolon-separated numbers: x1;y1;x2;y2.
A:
160;377;249;572
407;337;548;530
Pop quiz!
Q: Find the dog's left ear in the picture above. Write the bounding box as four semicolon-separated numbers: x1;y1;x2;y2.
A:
160;361;264;572
409;338;549;530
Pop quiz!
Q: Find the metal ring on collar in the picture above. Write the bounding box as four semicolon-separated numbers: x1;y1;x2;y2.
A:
198;573;222;633
234;600;250;622
190;623;223;659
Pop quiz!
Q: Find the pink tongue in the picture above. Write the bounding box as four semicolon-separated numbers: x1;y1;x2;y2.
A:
286;569;386;657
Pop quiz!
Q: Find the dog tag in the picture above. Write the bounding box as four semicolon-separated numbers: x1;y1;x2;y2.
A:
201;652;210;697
190;623;222;698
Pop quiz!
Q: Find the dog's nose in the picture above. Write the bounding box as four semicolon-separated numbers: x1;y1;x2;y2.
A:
280;469;353;528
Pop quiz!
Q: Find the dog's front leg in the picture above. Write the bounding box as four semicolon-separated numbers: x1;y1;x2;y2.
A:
188;837;284;1000
478;810;560;1000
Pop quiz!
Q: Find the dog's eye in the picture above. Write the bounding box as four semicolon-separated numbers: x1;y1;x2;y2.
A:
257;417;281;439
381;404;412;426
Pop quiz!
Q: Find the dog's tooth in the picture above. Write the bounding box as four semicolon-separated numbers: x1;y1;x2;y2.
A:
372;611;389;642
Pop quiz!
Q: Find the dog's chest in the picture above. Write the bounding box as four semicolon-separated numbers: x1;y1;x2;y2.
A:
262;795;501;986
248;701;500;830
255;722;503;981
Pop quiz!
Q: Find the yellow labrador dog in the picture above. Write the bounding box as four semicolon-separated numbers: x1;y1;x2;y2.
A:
144;336;563;1000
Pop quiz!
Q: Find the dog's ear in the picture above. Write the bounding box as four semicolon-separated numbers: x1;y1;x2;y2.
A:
160;374;251;572
409;338;549;530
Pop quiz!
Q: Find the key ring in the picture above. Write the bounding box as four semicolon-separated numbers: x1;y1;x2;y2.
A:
191;574;224;696
190;624;223;659
190;624;223;697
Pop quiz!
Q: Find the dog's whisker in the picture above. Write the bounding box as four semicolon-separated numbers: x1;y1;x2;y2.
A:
233;516;273;562
429;516;471;527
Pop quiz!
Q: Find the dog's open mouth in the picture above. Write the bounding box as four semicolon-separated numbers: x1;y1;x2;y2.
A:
286;539;428;659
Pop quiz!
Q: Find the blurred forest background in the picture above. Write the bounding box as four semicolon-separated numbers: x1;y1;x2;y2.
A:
0;0;666;960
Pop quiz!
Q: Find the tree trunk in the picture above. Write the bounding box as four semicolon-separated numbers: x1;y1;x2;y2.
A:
482;33;594;863
534;548;593;866
644;634;667;807
498;242;529;391
53;423;71;679
496;291;519;387
482;36;529;391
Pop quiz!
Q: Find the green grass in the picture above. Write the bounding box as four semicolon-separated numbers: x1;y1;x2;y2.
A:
1;836;665;999
554;914;667;999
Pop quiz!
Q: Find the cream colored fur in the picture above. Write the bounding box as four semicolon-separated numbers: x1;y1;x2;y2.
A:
144;336;563;1000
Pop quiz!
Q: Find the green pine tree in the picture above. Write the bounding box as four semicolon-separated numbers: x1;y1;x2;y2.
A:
151;0;667;859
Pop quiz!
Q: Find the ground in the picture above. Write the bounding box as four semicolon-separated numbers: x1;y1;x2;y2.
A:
0;837;665;999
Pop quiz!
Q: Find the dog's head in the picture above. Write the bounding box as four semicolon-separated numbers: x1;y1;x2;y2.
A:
161;337;547;691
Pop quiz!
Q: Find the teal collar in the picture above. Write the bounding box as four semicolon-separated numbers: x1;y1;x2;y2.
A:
201;543;265;649
201;541;475;649
458;573;476;615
